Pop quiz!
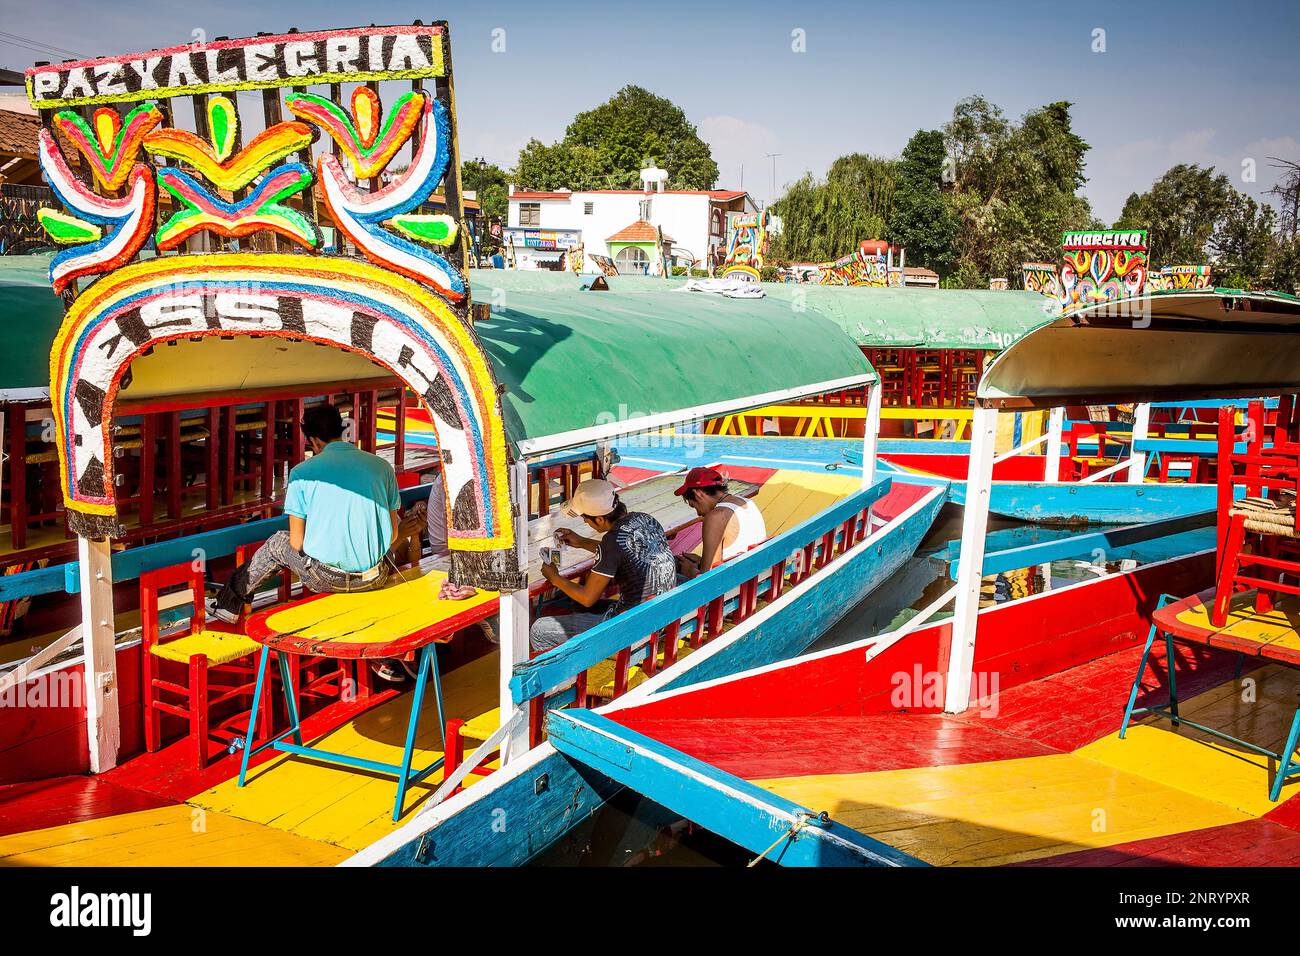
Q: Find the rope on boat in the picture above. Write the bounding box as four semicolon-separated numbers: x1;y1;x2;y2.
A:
747;810;828;866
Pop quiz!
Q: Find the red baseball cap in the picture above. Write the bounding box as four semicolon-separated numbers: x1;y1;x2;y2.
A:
674;466;727;497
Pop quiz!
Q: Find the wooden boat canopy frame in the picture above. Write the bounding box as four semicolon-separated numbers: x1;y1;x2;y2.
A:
978;290;1300;409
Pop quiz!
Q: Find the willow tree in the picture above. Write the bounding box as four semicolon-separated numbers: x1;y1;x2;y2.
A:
772;154;898;262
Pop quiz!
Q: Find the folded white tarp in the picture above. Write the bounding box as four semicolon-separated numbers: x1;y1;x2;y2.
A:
675;278;766;299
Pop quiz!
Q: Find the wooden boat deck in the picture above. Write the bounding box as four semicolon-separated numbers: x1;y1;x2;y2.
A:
614;639;1300;866
0;464;868;866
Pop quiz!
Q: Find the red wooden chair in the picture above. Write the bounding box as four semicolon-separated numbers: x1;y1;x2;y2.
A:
140;562;269;770
1212;399;1300;627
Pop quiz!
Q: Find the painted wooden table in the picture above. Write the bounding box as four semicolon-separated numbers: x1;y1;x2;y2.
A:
1122;588;1300;801
239;569;499;819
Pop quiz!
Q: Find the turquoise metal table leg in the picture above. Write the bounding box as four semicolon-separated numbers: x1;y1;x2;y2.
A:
1120;594;1171;739
238;646;272;787
392;645;432;821
1270;700;1300;802
276;651;303;745
1164;627;1180;726
430;644;445;746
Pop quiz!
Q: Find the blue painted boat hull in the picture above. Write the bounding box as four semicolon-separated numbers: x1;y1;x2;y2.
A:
948;480;1217;525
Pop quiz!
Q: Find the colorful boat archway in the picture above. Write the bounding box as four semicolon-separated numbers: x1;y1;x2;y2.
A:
50;254;511;551
28;22;519;573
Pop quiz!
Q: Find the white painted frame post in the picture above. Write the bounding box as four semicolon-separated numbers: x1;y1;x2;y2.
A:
78;535;120;772
1127;402;1150;483
595;439;613;480
861;379;882;489
498;459;531;763
944;404;997;714
1044;407;1064;483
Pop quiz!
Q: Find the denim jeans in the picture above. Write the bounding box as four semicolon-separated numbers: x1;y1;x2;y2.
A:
229;530;390;600
529;608;615;652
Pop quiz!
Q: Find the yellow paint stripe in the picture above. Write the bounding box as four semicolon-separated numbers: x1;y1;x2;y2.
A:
1176;592;1300;654
0;805;348;866
755;752;1251;867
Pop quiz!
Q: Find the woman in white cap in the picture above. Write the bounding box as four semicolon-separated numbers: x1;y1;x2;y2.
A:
532;478;676;651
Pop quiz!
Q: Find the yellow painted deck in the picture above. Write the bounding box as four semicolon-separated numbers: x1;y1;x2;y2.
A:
747;470;862;536
755;666;1300;866
0;805;350;867
193;652;500;852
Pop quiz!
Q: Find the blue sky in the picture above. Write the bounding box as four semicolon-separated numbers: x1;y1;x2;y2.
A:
2;0;1297;222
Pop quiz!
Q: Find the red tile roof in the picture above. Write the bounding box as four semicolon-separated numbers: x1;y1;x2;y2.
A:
0;109;39;159
606;219;673;243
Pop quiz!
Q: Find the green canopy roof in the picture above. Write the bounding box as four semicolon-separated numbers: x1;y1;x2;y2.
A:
0;253;58;287
476;288;874;455
470;268;1056;350
753;284;1055;350
0;256;65;401
0;258;874;455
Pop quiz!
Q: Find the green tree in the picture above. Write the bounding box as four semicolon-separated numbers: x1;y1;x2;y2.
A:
461;157;508;225
770;155;898;262
943;97;1095;286
512;86;718;191
888;129;957;274
512;139;606;191
564;86;717;189
1210;192;1277;289
1114;164;1232;266
1270;236;1300;294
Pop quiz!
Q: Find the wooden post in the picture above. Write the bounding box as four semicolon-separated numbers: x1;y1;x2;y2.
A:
498;459;531;763
394;388;407;474
944;404;997;715
861;379;882;489
78;536;120;772
1044;407;1064;484
595;439;613;480
1127;402;1150;483
7;407;26;550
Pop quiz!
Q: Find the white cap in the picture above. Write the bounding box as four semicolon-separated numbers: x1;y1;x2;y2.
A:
563;479;618;518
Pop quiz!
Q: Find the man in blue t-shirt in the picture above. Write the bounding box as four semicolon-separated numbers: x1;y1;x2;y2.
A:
210;403;401;624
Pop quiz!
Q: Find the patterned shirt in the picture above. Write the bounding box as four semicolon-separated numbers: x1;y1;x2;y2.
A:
592;512;676;614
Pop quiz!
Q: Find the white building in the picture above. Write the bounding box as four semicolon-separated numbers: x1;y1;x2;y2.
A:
505;165;757;274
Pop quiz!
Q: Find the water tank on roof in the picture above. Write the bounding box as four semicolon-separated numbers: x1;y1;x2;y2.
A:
640;163;668;193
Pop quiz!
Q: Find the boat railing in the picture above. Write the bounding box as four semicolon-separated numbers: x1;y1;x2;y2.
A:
1062;399;1277;484
507;476;893;733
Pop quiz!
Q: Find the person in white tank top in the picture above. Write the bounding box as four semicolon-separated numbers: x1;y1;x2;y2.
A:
673;466;768;580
